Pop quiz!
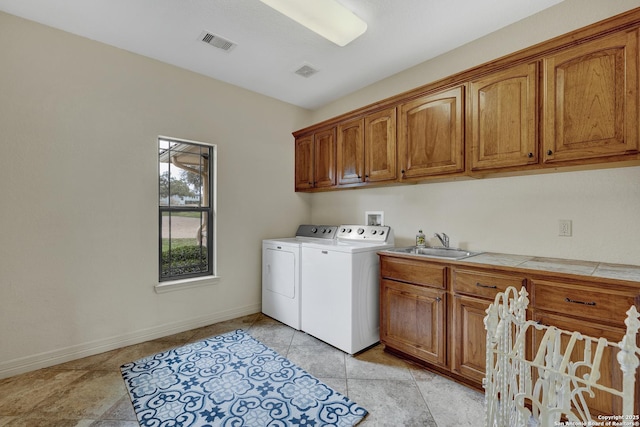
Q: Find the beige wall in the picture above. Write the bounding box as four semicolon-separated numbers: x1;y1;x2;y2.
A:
308;0;640;265
0;11;311;378
2;0;640;379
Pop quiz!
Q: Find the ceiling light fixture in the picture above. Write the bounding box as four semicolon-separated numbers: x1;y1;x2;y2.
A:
259;0;367;47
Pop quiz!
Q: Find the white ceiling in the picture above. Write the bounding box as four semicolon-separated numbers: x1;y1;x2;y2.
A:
0;0;564;110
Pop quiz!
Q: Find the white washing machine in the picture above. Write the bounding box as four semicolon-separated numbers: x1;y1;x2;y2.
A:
301;225;394;354
261;225;337;330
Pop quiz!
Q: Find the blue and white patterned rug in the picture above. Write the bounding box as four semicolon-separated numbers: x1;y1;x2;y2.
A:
120;329;368;426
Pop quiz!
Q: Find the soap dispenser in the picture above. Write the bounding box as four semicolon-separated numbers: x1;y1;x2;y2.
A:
416;229;426;248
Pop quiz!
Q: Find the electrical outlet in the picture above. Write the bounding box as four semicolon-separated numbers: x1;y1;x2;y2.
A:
558;219;572;237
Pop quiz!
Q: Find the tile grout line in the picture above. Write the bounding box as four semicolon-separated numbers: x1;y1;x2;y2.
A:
408;365;439;427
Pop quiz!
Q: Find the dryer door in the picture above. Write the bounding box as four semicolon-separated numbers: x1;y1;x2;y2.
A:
263;246;297;299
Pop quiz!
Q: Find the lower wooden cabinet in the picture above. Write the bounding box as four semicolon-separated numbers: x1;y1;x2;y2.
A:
531;279;638;325
451;294;491;383
379;253;640;416
380;279;447;366
450;268;527;385
530;277;640;416
532;311;631;417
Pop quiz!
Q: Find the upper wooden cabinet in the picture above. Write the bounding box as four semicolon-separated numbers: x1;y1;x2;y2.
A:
313;128;337;188
336;118;364;185
398;86;465;179
294;127;336;191
293;9;640;192
294;134;314;191
365;108;397;182
469;62;538;171
336;108;397;186
542;29;639;164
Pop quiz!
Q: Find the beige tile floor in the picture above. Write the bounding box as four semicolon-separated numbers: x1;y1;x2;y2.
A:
0;313;484;426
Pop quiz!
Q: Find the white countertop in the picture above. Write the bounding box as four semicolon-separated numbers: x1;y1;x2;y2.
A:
461;252;640;282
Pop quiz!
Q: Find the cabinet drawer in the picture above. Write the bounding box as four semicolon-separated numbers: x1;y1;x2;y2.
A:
532;280;639;325
452;268;526;300
380;256;446;289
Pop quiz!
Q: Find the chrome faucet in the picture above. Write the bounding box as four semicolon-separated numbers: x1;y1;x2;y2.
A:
434;233;449;248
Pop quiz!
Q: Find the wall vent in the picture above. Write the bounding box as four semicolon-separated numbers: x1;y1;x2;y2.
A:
295;64;318;78
199;31;236;52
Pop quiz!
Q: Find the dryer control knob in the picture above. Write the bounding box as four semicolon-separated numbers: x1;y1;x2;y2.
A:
357;228;365;235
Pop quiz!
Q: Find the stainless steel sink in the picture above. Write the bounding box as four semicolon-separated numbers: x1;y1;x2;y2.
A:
384;246;482;260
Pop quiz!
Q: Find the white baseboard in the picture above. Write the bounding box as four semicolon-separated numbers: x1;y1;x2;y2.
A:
0;303;261;380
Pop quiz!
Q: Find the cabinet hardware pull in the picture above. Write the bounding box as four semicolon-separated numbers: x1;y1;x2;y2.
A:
476;282;497;289
564;297;596;306
528;152;534;158
547;149;553;155
435;297;442;302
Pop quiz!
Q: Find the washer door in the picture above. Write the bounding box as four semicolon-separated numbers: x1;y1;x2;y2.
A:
263;247;296;298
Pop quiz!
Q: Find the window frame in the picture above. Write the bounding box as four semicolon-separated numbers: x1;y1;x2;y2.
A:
157;136;217;285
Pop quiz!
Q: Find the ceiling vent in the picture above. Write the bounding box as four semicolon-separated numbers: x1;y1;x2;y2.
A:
295;64;319;78
199;31;236;52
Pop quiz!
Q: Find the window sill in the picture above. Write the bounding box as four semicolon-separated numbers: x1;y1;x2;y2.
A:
155;275;220;294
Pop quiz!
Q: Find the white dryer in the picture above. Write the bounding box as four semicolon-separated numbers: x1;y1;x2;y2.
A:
261;225;337;330
301;225;394;354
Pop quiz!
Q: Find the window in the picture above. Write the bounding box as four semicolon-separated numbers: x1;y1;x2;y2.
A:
159;137;215;282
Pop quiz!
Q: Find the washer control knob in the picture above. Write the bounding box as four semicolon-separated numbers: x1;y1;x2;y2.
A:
311;227;317;233
357;228;365;235
372;230;377;235
379;230;385;235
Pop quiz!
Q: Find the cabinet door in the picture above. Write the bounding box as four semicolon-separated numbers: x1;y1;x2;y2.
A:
451;269;527;385
451;294;491;384
398;86;464;179
313;127;337;188
532;312;637;417
365;107;397;182
543;29;639;163
380;279;447;367
337;118;364;185
294;135;314;191
469;62;538;171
